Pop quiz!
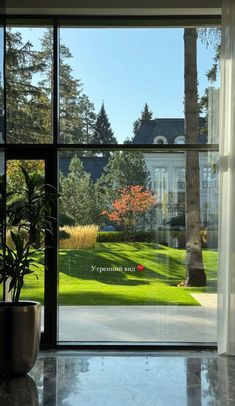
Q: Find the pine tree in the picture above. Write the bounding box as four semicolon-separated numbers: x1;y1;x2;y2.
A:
79;94;96;143
38;29;84;143
6;28;95;144
6;28;51;143
0;69;3;126
60;156;97;225
133;102;153;135
92;103;117;146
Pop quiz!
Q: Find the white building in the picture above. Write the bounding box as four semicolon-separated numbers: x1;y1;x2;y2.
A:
133;118;219;230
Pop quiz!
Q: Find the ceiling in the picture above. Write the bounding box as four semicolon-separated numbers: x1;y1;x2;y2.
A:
4;0;221;16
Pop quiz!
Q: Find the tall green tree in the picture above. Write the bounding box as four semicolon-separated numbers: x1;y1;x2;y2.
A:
6;28;95;144
60;156;97;225
0;68;3;128
184;28;206;286
38;29;85;144
198;28;221;121
6;28;51;143
79;94;96;143
92;103;117;148
133;102;153;135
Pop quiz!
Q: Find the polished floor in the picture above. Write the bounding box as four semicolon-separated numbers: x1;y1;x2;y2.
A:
0;351;235;405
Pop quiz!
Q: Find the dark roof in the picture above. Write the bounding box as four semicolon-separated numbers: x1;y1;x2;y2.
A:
60;156;108;182
132;118;207;144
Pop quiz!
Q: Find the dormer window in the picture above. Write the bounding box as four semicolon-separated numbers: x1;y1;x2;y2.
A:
153;135;167;144
175;136;185;144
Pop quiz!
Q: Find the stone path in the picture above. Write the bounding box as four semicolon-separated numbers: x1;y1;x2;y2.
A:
56;294;217;342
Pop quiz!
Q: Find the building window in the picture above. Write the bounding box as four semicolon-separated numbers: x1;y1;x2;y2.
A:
153;136;167;144
176;167;185;190
203;167;213;189
175;136;185;144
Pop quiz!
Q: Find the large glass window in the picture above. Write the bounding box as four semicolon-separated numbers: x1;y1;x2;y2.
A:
2;21;220;346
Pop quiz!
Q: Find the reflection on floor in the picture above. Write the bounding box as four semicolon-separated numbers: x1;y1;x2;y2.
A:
0;351;235;405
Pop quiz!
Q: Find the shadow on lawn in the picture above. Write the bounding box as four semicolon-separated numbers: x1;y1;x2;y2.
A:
59;250;151;286
155;253;184;279
60;249;182;286
58;291;193;306
59;245;185;285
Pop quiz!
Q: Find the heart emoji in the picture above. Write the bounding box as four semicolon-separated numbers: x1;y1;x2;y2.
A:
137;264;144;272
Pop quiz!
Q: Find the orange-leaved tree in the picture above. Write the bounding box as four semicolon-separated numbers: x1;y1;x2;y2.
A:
101;185;156;241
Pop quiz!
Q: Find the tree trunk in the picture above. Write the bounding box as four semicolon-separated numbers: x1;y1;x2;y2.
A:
184;28;207;286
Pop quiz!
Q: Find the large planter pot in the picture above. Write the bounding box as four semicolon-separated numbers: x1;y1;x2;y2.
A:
0;301;41;377
0;375;38;405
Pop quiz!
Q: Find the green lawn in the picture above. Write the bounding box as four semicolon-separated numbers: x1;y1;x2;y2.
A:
21;243;218;306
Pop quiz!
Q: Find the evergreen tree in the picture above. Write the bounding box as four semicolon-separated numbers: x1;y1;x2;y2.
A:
59;62;83;143
79;94;96;143
0;69;3;125
60;156;97;225
6;28;96;144
92;103;117;147
133;103;153;135
38;29;84;143
123;137;133;144
6;28;51;143
198;28;221;135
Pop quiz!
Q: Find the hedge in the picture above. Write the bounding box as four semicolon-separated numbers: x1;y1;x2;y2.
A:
97;230;155;243
97;230;218;248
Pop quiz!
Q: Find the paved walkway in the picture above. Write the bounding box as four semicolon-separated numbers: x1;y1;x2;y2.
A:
57;294;217;342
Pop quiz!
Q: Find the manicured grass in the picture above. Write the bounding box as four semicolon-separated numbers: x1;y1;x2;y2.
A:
21;243;218;306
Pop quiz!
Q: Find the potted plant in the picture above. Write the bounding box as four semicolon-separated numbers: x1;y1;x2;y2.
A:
0;166;58;376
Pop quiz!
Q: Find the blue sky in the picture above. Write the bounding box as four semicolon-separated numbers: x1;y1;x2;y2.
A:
14;27;219;142
61;28;218;141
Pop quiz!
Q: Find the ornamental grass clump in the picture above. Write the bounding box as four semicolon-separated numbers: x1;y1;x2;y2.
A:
60;225;98;249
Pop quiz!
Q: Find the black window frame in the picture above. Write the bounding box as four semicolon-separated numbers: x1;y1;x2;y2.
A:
1;15;220;350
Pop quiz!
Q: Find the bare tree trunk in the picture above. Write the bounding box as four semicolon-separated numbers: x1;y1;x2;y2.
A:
184;28;206;286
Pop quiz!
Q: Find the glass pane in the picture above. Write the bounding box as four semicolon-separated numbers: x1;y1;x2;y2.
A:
58;150;218;343
0;24;3;143
6;160;45;331
59;27;220;145
6;25;53;143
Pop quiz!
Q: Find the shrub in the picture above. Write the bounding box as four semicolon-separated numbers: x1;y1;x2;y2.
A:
97;230;155;243
59;229;70;240
97;231;125;243
59;212;75;227
168;214;185;228
133;231;155;242
60;225;98;249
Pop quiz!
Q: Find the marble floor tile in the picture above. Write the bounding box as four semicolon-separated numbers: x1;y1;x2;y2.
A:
0;351;235;406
